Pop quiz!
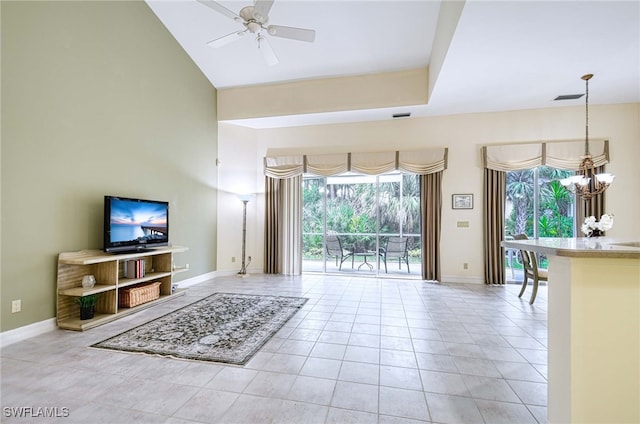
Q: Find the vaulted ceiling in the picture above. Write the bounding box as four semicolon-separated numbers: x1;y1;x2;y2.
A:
146;0;640;128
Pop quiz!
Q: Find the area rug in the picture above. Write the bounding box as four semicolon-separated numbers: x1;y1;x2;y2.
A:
92;293;308;365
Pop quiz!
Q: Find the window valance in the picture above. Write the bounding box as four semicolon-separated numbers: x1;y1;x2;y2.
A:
482;139;609;171
264;148;448;179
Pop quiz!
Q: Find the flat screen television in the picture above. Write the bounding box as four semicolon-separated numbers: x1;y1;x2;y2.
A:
103;195;169;253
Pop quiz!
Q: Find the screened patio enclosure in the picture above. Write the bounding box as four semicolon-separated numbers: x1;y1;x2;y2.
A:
303;173;422;277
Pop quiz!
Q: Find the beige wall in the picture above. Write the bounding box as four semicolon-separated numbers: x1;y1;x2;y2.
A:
1;1;219;332
218;103;640;282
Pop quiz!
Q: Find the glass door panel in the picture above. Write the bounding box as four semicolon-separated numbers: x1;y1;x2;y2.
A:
302;177;325;273
505;167;576;281
326;175;378;273
302;172;421;278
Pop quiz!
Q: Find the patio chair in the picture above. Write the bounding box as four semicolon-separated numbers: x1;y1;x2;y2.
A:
512;234;548;304
325;234;354;271
379;237;410;273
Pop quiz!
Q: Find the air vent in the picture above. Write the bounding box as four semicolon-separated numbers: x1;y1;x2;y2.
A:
554;94;584;101
392;112;411;118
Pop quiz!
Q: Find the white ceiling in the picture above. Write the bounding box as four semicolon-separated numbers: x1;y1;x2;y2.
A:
146;0;640;128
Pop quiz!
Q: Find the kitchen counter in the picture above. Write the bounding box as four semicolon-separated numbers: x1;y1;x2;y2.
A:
502;237;640;423
502;236;640;258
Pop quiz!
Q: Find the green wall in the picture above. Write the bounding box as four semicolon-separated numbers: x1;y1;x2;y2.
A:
1;1;218;332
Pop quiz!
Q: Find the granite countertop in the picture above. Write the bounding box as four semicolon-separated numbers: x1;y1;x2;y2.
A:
501;237;640;259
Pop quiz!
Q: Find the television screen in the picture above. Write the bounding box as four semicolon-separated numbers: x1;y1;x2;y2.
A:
104;196;169;253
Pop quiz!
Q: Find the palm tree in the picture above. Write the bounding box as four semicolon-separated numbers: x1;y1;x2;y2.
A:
506;169;534;235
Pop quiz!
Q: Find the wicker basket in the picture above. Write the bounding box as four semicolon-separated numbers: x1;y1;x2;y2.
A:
119;282;161;308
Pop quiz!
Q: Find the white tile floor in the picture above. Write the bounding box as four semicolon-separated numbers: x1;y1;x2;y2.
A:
1;274;548;423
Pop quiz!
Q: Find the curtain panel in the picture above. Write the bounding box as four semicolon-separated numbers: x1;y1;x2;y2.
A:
420;172;442;281
265;148;448;178
482;139;609;171
264;177;280;274
578;164;607;224
483;169;506;285
264;175;303;275
280;176;303;275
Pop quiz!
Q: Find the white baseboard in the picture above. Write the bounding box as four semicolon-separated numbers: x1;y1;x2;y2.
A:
175;270;219;288
214;267;263;278
0;318;57;348
440;274;485;284
1;271;224;348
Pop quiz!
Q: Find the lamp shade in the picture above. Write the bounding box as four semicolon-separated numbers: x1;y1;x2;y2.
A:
237;194;254;203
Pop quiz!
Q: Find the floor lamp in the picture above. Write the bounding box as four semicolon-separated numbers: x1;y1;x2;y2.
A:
238;195;252;276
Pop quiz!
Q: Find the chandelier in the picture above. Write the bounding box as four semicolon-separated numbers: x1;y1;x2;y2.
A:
560;74;615;200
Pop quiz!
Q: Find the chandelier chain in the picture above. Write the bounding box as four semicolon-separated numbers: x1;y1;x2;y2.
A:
585;76;590;156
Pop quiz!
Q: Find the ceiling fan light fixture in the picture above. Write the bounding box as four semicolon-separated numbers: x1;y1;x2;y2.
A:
199;0;315;65
247;21;261;33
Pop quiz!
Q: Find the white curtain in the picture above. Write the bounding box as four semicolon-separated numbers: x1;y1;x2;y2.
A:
264;155;304;179
306;153;349;176
545;139;609;170
279;175;302;275
265;148;448;177
351;151;397;175
482;139;609;171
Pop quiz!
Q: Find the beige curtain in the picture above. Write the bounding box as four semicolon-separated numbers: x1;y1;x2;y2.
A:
482;143;543;171
265;148;448;177
545;140;609;170
484;169;506;285
264;175;303;275
576;164;607;227
420;172;442;281
482;139;609;171
264;155;304;179
280;176;302;275
264;176;280;274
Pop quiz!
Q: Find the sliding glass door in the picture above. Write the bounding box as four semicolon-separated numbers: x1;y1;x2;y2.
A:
504;166;575;281
302;172;421;277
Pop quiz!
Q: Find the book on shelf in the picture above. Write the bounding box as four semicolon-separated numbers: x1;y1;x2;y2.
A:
124;259;145;279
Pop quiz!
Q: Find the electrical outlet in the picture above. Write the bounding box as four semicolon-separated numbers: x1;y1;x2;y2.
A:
232;257;236;263
463;263;468;270
11;299;21;313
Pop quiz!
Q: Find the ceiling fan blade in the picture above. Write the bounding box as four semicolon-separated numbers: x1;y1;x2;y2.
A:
197;0;240;22
207;31;245;48
257;35;279;66
267;25;315;42
252;0;274;22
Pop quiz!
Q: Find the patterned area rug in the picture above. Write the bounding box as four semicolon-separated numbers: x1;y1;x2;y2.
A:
92;293;308;365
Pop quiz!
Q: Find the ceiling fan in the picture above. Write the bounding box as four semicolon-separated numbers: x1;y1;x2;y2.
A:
197;0;316;66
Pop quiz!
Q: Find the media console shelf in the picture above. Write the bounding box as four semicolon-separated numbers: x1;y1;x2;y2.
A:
56;246;188;331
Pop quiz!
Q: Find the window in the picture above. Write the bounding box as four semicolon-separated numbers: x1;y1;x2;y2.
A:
505;166;575;277
302;173;421;276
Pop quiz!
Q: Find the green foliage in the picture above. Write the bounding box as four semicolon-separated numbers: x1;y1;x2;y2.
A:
76;294;98;308
505;167;575;238
302;174;422;259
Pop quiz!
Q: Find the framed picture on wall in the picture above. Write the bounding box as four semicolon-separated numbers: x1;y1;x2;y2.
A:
452;194;473;209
